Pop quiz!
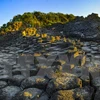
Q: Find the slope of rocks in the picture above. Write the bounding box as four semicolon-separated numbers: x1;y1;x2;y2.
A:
0;31;100;100
63;14;100;39
44;13;100;40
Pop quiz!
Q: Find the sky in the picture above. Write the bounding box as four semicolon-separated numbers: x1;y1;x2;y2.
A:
0;0;100;26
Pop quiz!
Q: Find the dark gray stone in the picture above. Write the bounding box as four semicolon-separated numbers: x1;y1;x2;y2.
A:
21;76;48;90
50;86;94;100
0;86;21;100
46;72;82;95
9;75;25;86
13;88;43;100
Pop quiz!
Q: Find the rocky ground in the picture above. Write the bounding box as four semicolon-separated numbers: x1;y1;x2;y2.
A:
0;34;100;100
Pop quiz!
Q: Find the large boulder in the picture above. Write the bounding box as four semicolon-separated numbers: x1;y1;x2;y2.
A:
50;86;94;100
46;72;82;95
21;76;49;90
9;75;25;86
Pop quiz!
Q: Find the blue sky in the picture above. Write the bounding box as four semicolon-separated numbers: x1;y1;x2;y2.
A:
0;0;100;26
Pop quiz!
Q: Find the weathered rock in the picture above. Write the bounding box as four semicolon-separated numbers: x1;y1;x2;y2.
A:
0;86;21;100
0;75;10;81
9;75;25;86
13;88;43;100
63;14;100;39
50;86;94;100
21;76;48;90
72;66;90;86
46;72;82;95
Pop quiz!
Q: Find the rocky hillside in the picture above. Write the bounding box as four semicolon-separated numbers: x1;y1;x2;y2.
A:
63;13;100;39
44;13;100;40
1;12;100;100
1;12;100;40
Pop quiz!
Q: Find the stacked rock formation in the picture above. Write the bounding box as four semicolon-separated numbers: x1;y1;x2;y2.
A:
0;32;100;100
